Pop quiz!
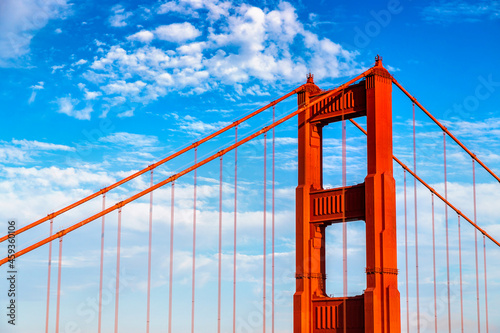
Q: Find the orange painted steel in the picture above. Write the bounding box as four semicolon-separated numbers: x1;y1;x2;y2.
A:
55;237;63;333
392;77;500;184
0;74;370;267
0;88;301;245
233;128;238;333
294;57;400;333
294;72;324;333
44;219;54;333
349;118;500;248
363;57;400;333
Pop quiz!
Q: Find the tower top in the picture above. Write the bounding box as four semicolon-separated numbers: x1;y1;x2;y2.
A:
306;72;314;84
375;55;383;67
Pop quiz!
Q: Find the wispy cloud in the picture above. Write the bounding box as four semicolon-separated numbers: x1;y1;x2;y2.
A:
0;139;75;164
117;109;134;118
174;115;231;136
28;81;44;104
157;0;231;21
422;1;500;24
72;59;88;66
0;0;70;67
77;83;102;100
109;4;132;27
51;64;65;74
11;139;75;152
3;166;114;188
99;132;159;147
55;96;93;120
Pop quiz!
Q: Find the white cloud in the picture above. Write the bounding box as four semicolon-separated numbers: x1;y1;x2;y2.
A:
55;96;93;120
51;64;65;73
127;30;155;43
154;22;201;42
82;1;359;111
109;4;133;27
28;81;44;104
2;166;115;189
176;41;206;54
0;138;74;164
31;81;44;90
55;28;62;34
176;115;231;135
11;139;74;152
158;1;197;16
117;109;135;118
84;90;102;100
422;1;500;23
0;146;32;164
102;80;147;96
72;59;88;66
28;93;37;104
77;82;102;100
157;0;231;21
99;132;159;147
0;0;70;67
155;72;174;86
251;137;297;146
442;117;500;137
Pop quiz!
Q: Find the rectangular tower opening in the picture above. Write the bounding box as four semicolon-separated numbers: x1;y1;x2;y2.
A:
325;220;366;298
321;120;367;190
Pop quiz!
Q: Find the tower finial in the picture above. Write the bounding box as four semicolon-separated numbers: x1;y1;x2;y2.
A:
306;72;314;84
375;55;383;67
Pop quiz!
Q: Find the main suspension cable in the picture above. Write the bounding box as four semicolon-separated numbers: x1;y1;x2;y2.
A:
392;77;500;184
413;102;421;333
348;119;500;247
0;88;303;244
0;68;376;267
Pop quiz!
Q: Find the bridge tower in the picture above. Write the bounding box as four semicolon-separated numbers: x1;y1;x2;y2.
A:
294;56;401;333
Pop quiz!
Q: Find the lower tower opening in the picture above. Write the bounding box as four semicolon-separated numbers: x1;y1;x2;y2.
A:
325;220;366;298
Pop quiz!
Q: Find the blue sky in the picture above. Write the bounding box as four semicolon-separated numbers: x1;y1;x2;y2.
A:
1;0;500;332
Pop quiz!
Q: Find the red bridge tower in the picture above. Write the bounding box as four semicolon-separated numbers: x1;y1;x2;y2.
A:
294;56;401;333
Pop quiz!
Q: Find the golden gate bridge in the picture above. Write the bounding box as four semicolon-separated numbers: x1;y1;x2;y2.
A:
1;56;498;333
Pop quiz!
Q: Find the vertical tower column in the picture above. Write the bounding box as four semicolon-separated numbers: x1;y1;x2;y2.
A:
364;57;400;333
294;74;324;333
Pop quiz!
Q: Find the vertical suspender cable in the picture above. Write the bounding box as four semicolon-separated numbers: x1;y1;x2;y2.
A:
431;194;438;333
218;157;223;333
233;127;238;333
342;104;347;333
272;106;276;333
342;115;347;297
55;236;63;333
444;132;451;333
483;235;489;333
458;215;464;333
263;133;267;333
45;219;54;333
98;195;106;333
168;182;175;333
192;148;197;333
473;160;481;333
114;208;122;333
147;171;154;333
413;102;420;333
404;170;410;333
